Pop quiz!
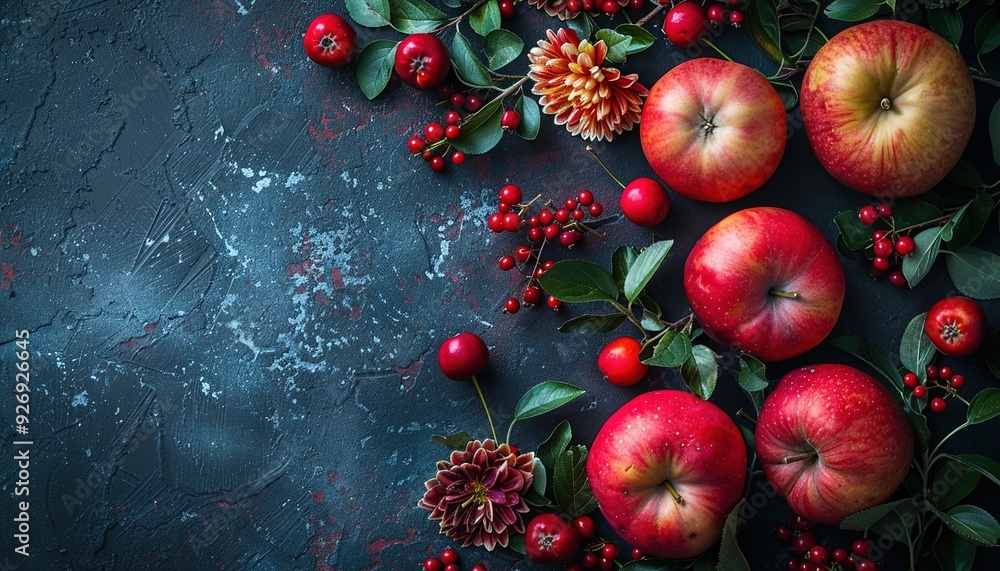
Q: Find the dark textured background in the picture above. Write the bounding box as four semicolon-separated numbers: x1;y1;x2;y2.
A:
1;0;998;569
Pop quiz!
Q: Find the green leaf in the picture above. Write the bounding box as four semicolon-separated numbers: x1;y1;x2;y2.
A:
831;336;904;390
824;0;881;21
739;425;755;449
514;95;540;141
950;454;1000;487
355;40;398;100
469;0;501;36
782;28;826;60
900;313;936;380
346;0;391;27
835;210;872;251
949;190;996;251
840;499;913;531
557;313;626;334
893;198;946;229
532;457;548;496
946;160;985;188
991;100;1000;168
553;445;598;518
620;561;685;571
681;345;718;400
987;330;1000;380
595;29;631;63
934;528;977;571
431;430;473;449
536;420;572;475
934;462;983;511
643;330;692;368
451;30;494;88
507;534;526;554
737;356;769;392
612;246;639;292
513;381;586;422
928;8;964;45
483;29;523;70
451;98;504;155
934;505;1000;547
615;24;655;55
624;241;673;303
909;410;931;455
967;387;1000;425
747;0;784;64
388;0;447;33
538;260;620;303
718;500;751;571
565;13;591;40
946;247;1000;299
770;80;798;110
976;9;1000;54
902;226;946;288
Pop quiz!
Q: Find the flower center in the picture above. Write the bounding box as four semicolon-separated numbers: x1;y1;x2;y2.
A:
461;480;489;508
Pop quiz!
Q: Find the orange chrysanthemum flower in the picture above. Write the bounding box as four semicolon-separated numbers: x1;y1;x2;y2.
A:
528;28;648;142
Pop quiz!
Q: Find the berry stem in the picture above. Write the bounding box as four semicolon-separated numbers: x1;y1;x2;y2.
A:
428;0;490;34
569;220;605;238
586;145;625;189
635;3;665;27
700;38;734;63
471;374;499;443
736;409;757;424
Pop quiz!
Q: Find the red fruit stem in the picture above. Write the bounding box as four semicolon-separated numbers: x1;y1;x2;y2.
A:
769;288;800;300
781;450;818;464
662;479;683;504
634;4;665;27
471;374;499;443
585;145;625;189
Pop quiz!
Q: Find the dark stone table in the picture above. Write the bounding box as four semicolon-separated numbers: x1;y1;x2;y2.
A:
1;1;998;569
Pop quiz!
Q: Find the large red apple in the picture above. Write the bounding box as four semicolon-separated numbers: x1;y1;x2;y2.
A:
640;58;786;203
683;207;845;362
800;19;975;198
755;364;914;525
587;390;747;559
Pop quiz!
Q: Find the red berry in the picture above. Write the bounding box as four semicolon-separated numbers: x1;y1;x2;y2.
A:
547;296;563;310
598;557;614;571
445;125;461;140
582;0;595;10
523;285;543;305
630;0;645;8
423;557;444;571
445;110;462;126
471;566;487;571
872;229;887;241
303;14;358;68
913;384;927;399
601;543;618;560
429;156;446;171
832;548;849;563
499;0;516;17
903;372;919;388
565;198;578;210
572;209;585;221
582;552;599;568
503;212;521;232
872;256;890;272
707;3;727;22
572;515;596;540
567;0;583;13
774;524;793;542
598;337;648;386
538;209;554;225
859;205;879;226
873;238;893;258
498;184;522;206
926;365;939;380
602;0;621;14
851;539;870;557
938;365;953;380
888;270;907;287
528;227;543;242
620;178;669;227
631;547;644;560
664;2;707;48
791;531;818;555
437;332;489;381
558;230;581;247
950;374;965;388
515;245;533;263
542;260;555;270
440;547;459;564
856;559;876;571
588;202;604;217
487;213;504;233
808;545;828;564
543;224;560;240
421;150;433;161
443;566;458;571
931;397;947;413
451;151;465;165
498;202;511;214
465;95;482;112
894;235;915;256
408;136;426;153
450;92;465;107
425;122;445;143
501;109;521;131
436;84;454;99
728;9;744;25
792;515;817;530
577;189;594;206
505;297;520;314
877;203;893;217
555;208;571;223
498;255;516;271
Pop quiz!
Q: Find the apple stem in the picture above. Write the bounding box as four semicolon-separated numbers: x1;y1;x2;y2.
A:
769;288;800;300
662;479;684;504
781;450;818;464
880;97;892;111
471;374;499;444
585;145;626;189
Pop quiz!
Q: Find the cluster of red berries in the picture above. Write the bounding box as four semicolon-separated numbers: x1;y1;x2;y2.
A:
903;365;964;413
422;547;486;571
856;202;916;287
563;0;645;18
560;516;644;571
775;516;882;570
487;185;606;314
406;85;521;172
706;0;746;28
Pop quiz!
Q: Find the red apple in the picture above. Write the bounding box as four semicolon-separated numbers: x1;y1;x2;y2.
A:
755;364;914;525
800;20;975;198
683;207;844;362
587;390;747;559
640;58;786;203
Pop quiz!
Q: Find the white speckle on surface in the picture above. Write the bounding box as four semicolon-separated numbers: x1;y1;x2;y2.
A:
241;167;254;178
214;126;224;140
252;177;272;193
71;391;89;408
285;172;304;188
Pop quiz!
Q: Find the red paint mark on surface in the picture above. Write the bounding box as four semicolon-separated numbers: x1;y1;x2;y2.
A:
309;527;346;571
348;304;361;321
2;263;16;279
144;322;160;332
312;490;325;503
315;290;332;306
330;268;344;289
394;360;422;391
363;526;419;561
328;471;341;486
